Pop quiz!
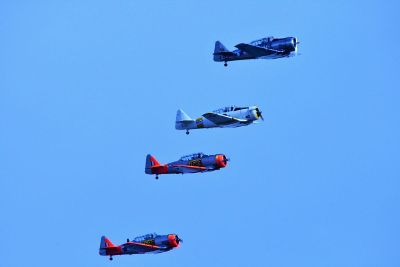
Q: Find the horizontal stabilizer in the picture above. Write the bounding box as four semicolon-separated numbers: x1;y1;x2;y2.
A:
213;51;236;56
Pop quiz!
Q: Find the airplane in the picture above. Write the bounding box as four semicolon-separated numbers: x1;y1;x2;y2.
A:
175;106;263;135
145;152;228;179
213;36;299;66
99;233;182;260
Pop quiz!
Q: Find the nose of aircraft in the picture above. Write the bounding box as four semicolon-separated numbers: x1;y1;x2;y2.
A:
292;37;299;51
254;107;263;120
168;234;181;247
215;154;228;168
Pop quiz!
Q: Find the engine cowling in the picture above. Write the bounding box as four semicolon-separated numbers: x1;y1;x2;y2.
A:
271;37;297;52
154;234;181;248
215;154;228;168
248;106;262;121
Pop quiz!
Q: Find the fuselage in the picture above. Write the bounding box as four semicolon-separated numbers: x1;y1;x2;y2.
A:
99;234;180;258
178;106;261;131
215;36;298;62
120;234;179;255
166;153;228;174
145;153;228;175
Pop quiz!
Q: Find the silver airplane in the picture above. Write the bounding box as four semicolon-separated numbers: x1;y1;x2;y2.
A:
213;36;299;66
175;106;263;134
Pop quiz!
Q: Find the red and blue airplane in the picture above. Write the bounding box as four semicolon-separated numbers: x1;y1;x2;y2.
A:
145;152;229;179
99;233;182;260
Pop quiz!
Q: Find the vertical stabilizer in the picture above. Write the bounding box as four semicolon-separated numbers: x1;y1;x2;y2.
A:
213;41;230;62
175;109;194;130
214;41;229;53
99;236;115;255
176;109;193;122
145;154;161;174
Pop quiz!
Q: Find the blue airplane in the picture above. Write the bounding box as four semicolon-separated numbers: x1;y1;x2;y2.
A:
213;36;299;66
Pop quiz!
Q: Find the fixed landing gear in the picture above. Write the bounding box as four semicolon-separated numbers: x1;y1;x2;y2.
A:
224;62;228;67
155;175;159;180
109;256;113;261
186;130;190;135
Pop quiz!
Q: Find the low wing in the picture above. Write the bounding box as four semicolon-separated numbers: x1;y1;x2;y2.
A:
125;242;163;253
203;112;247;126
234;43;283;57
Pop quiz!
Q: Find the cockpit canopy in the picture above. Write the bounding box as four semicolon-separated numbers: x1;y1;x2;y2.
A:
250;37;274;46
213;106;247;114
180;153;206;161
133;233;157;242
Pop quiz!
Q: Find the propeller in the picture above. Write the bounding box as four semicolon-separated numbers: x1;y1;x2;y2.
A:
224;156;230;164
176;235;183;244
255;108;264;121
294;39;300;56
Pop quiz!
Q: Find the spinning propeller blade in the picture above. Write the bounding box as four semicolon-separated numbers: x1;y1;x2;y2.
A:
224;155;229;164
256;108;264;121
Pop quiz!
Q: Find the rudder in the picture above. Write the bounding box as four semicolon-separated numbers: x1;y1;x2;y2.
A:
214;41;229;53
213;41;230;62
175;109;194;130
145;154;160;174
99;236;115;255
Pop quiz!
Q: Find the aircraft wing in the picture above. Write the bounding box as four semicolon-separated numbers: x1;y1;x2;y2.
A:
234;43;283;57
125;242;161;253
202;112;248;126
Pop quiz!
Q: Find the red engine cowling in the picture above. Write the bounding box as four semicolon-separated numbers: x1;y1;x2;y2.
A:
154;234;182;248
215;154;228;168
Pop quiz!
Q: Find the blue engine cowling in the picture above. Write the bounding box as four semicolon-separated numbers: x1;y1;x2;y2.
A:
270;37;297;52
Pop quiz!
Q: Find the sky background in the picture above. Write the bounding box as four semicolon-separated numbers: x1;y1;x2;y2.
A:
1;1;400;266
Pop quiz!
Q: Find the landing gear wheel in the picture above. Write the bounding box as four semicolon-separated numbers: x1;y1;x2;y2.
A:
109;256;113;261
156;175;159;180
186;130;190;135
224;62;228;67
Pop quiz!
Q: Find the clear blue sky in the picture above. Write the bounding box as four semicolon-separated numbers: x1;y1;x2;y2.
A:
1;1;399;266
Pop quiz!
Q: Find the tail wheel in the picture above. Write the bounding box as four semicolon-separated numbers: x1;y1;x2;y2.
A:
224;62;228;67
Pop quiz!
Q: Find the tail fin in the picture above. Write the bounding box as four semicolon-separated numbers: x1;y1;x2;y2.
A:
214;41;229;54
213;41;230;62
145;154;161;174
175;109;194;130
99;236;115;255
